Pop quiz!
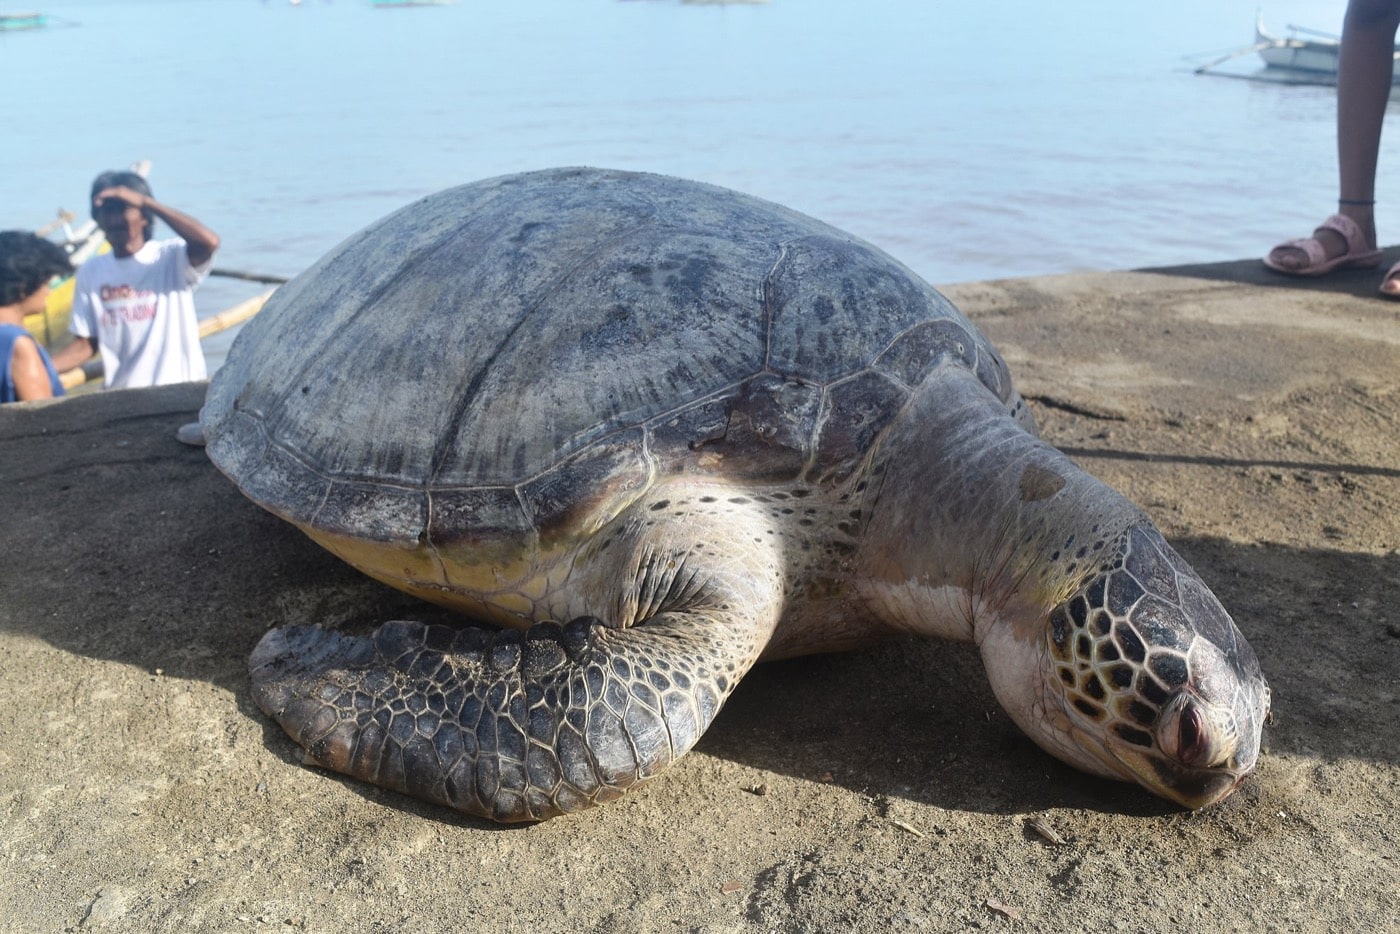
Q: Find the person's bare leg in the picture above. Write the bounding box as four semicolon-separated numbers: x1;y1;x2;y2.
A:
1337;0;1400;250
1268;0;1400;272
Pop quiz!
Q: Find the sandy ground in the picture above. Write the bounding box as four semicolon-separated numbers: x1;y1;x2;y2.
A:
1;257;1396;933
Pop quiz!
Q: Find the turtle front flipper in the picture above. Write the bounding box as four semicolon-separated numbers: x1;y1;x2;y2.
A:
250;609;765;822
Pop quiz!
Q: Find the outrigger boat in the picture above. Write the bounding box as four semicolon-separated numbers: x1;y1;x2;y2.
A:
1198;14;1400;81
1254;17;1400;77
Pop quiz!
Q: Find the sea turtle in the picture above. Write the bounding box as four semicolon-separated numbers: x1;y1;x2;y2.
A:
202;167;1270;822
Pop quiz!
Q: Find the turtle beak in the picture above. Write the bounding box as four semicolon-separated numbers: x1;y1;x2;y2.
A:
1071;686;1265;810
1147;762;1248;810
1123;746;1252;809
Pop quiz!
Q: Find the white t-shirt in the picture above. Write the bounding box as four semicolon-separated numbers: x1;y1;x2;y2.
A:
70;239;212;389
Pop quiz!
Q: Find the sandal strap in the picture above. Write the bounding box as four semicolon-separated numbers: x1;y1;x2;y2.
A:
1315;213;1370;255
1270;235;1327;266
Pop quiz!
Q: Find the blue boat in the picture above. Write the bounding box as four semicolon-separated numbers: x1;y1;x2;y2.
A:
0;11;48;30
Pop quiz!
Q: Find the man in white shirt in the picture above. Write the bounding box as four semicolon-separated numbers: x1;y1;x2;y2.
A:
51;171;221;389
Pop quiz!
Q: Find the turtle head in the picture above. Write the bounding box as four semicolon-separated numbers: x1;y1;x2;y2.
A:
980;524;1269;809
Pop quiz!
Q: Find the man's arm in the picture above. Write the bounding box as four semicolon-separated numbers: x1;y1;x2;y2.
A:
144;197;221;268
49;335;97;375
94;186;221;268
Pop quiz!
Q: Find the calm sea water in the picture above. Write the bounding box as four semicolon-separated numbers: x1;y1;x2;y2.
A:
0;0;1382;368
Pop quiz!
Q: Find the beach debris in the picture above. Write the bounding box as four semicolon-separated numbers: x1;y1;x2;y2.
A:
888;818;926;838
81;888;131;927
985;896;1022;921
1025;816;1068;846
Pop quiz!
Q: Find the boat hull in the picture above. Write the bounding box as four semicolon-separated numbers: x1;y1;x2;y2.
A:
0;13;48;31
1256;20;1400;79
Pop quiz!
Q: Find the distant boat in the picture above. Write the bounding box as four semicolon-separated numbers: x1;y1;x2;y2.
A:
1194;15;1400;82
1254;15;1400;79
371;0;455;8
0;11;48;30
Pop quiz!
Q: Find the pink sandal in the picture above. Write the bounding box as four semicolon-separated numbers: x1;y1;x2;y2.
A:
1380;260;1400;299
1264;214;1383;276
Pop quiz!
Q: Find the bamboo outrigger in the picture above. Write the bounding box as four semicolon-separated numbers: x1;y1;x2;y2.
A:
56;288;278;391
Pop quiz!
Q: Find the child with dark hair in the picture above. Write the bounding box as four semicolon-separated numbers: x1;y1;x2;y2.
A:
0;230;71;402
49;171;220;388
